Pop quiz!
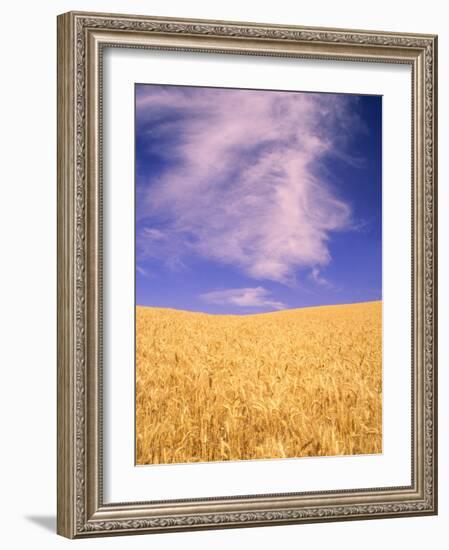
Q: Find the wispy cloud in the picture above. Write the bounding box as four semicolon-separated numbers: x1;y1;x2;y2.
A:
136;85;361;285
136;265;148;277
200;287;285;310
309;267;333;288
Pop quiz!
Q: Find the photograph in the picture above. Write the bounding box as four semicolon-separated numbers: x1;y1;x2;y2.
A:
56;10;437;538
134;83;383;465
0;0;443;544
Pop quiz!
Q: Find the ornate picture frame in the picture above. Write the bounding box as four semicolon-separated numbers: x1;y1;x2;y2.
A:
57;11;437;538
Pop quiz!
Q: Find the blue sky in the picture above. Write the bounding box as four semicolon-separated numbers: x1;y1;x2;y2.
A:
135;84;381;314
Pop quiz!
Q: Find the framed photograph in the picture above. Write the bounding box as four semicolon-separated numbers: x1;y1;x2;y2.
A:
57;11;438;538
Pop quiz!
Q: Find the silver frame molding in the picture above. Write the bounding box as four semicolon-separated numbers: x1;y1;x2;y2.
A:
57;11;438;538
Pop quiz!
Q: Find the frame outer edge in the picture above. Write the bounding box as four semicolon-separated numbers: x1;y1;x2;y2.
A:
62;10;437;40
432;35;439;515
57;12;77;539
56;10;438;537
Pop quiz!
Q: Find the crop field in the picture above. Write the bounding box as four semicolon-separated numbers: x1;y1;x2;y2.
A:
136;301;382;465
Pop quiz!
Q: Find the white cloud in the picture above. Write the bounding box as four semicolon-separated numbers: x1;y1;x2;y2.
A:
309;267;333;288
136;265;148;277
137;86;359;284
200;287;285;310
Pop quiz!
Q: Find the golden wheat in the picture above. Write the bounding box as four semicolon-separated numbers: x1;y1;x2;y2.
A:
136;301;382;464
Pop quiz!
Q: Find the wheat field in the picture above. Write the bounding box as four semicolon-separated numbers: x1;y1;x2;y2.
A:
136;300;382;465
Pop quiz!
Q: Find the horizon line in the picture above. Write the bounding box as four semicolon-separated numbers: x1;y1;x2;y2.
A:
135;298;382;317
